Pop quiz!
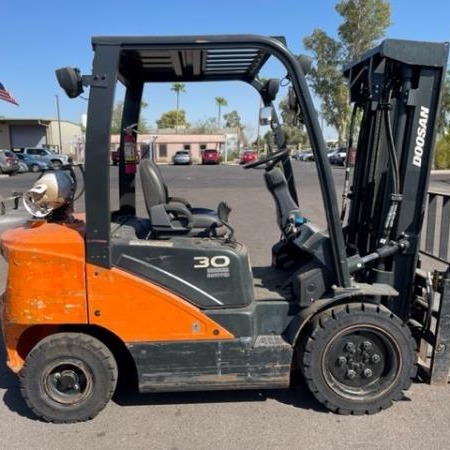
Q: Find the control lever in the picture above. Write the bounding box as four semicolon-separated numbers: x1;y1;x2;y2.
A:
217;201;235;242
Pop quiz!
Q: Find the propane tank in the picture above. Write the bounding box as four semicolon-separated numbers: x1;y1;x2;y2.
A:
23;171;76;218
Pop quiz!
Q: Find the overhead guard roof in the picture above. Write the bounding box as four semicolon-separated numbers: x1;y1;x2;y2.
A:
91;34;287;83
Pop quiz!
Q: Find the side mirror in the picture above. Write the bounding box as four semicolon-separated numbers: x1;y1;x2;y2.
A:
259;106;273;126
55;67;84;98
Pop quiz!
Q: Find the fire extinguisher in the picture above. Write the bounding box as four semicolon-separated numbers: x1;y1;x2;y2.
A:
124;125;137;174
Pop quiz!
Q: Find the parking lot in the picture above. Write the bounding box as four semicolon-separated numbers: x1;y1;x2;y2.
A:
1;162;450;449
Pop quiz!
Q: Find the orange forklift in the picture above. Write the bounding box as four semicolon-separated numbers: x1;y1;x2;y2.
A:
1;35;449;422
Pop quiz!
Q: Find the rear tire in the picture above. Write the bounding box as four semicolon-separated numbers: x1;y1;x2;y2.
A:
20;332;118;423
301;303;416;415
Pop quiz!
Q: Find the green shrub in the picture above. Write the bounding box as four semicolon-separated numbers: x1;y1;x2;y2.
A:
434;133;450;169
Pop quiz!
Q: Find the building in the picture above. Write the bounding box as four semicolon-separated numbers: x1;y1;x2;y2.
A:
111;128;240;163
0;118;82;156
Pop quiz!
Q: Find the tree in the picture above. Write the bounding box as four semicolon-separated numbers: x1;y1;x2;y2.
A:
303;0;390;143
191;117;218;133
279;97;308;148
223;110;243;129
171;83;186;132
437;69;450;135
110;100;150;134
215;97;228;127
156;110;189;129
224;109;246;147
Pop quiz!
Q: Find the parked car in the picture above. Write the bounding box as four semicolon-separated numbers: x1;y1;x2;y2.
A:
201;149;221;165
17;153;50;172
329;147;347;166
297;151;314;161
239;150;258;164
172;150;192;165
0;149;20;175
17;161;29;173
111;150;120;165
17;147;72;169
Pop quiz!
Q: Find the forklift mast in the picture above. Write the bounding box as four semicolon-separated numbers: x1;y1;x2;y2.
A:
343;39;449;318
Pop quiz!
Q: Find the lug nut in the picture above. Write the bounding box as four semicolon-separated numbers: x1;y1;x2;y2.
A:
363;368;373;378
337;356;347;366
362;341;372;351
345;342;356;352
346;369;356;379
371;354;381;364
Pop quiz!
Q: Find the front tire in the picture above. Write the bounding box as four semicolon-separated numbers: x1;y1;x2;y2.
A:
20;333;118;423
301;303;416;415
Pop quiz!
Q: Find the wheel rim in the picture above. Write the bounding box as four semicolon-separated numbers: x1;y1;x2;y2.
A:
322;325;401;401
42;360;93;405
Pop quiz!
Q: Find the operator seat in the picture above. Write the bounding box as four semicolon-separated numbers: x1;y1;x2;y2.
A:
139;159;225;237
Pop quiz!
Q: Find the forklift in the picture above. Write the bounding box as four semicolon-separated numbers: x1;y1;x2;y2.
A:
1;35;449;423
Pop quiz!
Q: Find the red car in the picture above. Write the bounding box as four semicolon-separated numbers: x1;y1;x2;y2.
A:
240;150;258;164
201;149;221;165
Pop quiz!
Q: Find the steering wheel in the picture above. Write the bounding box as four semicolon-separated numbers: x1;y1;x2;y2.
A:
243;148;289;170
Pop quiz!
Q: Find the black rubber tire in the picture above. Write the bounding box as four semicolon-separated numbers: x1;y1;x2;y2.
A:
301;303;416;415
51;160;62;170
20;332;118;423
30;164;40;172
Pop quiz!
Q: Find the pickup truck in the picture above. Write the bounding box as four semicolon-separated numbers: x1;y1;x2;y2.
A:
17;147;72;169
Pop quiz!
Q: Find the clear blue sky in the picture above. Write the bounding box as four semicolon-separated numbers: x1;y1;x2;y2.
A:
1;0;450;140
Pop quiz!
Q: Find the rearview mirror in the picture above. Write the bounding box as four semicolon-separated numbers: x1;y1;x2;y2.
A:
55;67;84;98
259;106;273;126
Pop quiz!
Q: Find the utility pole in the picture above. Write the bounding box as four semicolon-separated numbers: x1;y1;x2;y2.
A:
55;95;63;154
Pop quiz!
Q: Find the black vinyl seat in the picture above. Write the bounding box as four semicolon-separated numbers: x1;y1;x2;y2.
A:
139;159;225;237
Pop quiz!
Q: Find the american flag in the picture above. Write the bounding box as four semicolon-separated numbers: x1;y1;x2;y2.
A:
0;81;18;105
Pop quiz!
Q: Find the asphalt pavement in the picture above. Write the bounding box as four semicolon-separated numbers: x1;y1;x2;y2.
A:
0;163;450;449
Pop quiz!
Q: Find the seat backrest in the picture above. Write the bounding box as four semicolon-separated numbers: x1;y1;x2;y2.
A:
139;159;168;216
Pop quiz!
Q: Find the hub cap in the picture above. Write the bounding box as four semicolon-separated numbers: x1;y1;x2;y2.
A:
322;325;401;400
42;360;92;405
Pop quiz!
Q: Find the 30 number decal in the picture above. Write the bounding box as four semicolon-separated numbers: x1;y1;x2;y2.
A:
193;255;230;269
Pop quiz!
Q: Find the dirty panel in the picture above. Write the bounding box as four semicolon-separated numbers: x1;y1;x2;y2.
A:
2;222;87;324
128;337;293;392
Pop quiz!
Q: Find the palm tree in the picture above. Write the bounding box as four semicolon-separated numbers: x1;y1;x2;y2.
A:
171;83;186;132
215;96;228;128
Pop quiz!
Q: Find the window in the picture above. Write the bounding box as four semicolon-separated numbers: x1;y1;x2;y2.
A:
200;144;207;150
183;144;191;150
159;144;167;158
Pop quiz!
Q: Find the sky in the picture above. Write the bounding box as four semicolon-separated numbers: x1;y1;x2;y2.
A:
1;0;450;141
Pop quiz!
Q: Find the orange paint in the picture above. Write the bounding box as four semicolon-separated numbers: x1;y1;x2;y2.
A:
86;264;234;342
1;220;87;372
1;220;87;325
1;218;234;372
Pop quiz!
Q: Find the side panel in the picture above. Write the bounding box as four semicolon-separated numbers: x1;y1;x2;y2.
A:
1;222;87;324
1;222;87;372
128;337;293;392
111;238;254;309
86;264;234;342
